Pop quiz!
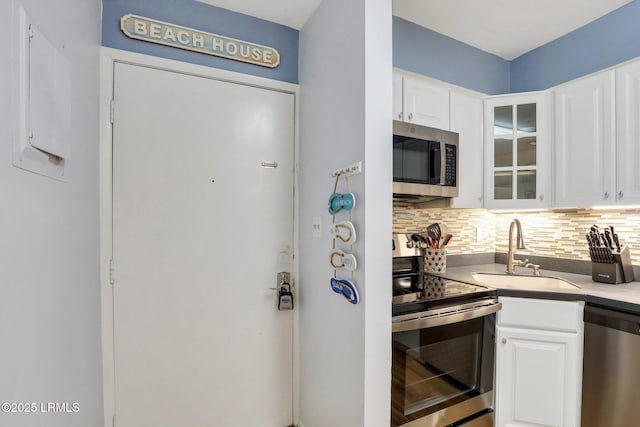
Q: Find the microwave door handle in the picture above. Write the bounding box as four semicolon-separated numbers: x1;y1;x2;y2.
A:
430;143;441;184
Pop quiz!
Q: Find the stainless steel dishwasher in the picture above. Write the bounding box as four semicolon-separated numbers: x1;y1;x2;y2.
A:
582;304;640;427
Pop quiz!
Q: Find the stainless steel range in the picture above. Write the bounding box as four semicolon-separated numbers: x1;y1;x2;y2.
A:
391;233;500;427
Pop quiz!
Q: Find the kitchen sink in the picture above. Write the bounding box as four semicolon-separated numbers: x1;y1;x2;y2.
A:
471;272;580;290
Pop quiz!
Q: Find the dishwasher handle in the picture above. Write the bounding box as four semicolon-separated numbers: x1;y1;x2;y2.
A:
585;305;640;336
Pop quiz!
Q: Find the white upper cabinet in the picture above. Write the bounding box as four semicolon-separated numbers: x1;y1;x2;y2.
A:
392;72;404;121
554;71;616;208
404;77;450;129
484;92;551;209
450;90;484;208
616;60;640;205
394;71;450;129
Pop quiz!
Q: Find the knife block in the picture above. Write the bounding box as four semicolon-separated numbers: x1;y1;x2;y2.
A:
591;245;634;284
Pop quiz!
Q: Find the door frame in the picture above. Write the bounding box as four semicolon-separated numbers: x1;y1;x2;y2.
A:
99;47;300;427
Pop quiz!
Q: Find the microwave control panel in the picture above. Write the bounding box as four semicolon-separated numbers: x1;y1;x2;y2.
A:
444;144;457;186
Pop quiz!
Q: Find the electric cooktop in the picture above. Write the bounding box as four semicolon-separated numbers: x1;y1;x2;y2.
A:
392;275;496;317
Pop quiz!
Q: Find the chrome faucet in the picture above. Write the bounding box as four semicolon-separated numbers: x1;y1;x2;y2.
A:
506;218;527;274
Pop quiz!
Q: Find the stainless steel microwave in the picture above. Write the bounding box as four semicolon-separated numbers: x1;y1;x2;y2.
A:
393;120;459;202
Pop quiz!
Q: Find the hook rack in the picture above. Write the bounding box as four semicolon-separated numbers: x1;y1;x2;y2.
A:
331;161;362;178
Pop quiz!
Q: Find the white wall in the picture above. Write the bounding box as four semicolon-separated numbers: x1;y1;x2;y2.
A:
298;0;392;425
0;1;103;426
362;2;393;424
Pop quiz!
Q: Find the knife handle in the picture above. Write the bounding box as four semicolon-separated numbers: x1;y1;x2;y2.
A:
604;230;614;249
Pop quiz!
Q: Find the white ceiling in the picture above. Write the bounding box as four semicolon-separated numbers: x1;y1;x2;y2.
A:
196;0;632;60
194;0;321;30
393;0;633;60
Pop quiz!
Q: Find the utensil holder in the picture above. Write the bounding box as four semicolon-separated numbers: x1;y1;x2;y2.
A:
591;245;634;284
425;249;446;273
424;276;445;298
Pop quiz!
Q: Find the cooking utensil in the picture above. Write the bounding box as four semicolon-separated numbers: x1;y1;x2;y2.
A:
427;223;441;242
427;236;436;249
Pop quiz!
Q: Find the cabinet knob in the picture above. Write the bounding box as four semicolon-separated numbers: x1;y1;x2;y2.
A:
604;191;610;200
398;113;403;120
539;194;544;201
408;113;413;121
501;338;507;345
619;190;624;199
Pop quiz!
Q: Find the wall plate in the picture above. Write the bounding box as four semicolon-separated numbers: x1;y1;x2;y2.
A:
11;2;69;181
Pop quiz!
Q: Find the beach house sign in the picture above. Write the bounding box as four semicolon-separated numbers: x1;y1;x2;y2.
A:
120;14;280;68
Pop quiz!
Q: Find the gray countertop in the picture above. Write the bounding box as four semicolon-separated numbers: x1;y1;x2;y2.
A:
433;263;640;314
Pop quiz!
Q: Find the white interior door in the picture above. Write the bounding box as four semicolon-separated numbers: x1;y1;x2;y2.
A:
111;62;295;427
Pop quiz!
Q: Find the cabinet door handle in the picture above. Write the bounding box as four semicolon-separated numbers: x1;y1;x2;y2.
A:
398;113;403;120
539;194;544;201
604;191;610;200
618;190;624;199
501;338;507;345
408;113;413;121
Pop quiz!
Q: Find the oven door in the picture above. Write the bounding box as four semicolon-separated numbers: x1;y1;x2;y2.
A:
391;304;498;427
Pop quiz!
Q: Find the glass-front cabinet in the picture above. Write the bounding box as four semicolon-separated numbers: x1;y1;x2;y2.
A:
484;93;550;209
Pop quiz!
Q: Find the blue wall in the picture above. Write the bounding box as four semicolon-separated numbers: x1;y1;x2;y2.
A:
511;1;640;92
393;17;510;95
103;1;640;91
394;1;640;95
102;0;299;84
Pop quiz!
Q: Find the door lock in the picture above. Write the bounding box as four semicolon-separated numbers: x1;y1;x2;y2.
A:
277;272;293;311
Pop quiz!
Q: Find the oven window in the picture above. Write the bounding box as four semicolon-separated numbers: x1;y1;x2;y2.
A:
391;316;495;426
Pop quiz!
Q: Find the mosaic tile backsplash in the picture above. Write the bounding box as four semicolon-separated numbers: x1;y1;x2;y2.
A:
393;203;640;265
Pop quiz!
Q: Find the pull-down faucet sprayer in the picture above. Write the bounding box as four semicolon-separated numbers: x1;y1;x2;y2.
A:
506;219;526;274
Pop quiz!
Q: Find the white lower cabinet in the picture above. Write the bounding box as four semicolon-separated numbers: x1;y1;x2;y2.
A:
495;297;584;427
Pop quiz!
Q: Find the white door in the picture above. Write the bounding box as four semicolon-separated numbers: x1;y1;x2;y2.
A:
111;62;295;427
